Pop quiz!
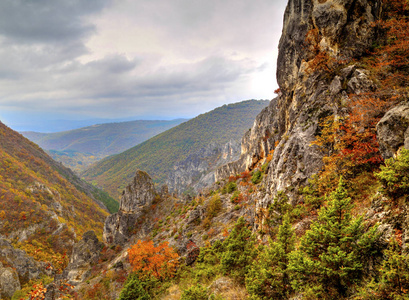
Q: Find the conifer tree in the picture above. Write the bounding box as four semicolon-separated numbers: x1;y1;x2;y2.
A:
374;236;409;299
289;177;379;298
221;217;255;283
246;213;295;299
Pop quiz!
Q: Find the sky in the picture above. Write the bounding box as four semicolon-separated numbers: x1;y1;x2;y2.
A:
0;0;287;132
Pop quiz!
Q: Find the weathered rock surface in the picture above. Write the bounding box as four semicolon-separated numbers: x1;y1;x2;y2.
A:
168;140;240;193
119;170;155;213
216;98;280;181
104;170;155;245
377;104;409;159
216;0;382;222
0;238;48;285
0;263;20;299
63;231;103;285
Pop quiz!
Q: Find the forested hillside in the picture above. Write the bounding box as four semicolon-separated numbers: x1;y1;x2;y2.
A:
22;119;187;173
0;121;111;298
82;100;269;199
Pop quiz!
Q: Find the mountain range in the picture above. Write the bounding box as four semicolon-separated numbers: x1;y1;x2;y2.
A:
22;119;187;173
82;100;270;199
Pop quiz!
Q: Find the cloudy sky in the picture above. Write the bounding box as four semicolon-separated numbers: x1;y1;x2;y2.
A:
0;0;286;132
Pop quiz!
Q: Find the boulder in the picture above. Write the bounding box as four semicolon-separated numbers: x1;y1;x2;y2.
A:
377;104;409;159
0;263;20;299
0;238;47;285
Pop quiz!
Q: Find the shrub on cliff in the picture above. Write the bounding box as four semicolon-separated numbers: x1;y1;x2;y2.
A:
376;148;409;200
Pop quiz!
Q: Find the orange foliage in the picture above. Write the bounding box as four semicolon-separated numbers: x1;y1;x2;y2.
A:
338;94;391;167
128;240;179;280
27;283;47;300
304;28;336;74
311;94;391;194
373;0;409;90
310;0;409;193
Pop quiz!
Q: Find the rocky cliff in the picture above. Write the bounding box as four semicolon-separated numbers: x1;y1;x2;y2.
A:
217;0;382;208
63;231;104;286
167;140;240;194
104;170;155;245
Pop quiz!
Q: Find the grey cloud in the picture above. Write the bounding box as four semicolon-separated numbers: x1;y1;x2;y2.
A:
0;0;109;43
85;55;139;74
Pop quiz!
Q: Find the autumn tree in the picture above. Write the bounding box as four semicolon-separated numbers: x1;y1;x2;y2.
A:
128;240;179;281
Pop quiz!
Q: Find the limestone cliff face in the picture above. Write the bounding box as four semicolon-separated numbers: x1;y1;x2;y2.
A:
217;0;382;209
64;231;104;286
168;140;240;193
104;171;155;245
216;98;280;181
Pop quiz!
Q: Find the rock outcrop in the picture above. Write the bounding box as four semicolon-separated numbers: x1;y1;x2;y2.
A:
217;0;382;211
64;231;104;285
216;98;280;181
104;170;155;245
0;239;48;285
168;140;240;193
0;263;20;299
377;104;409;159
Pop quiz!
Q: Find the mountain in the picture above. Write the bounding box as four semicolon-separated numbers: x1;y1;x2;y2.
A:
82;100;270;199
68;0;409;299
22;119;187;173
5;0;409;299
0;121;111;298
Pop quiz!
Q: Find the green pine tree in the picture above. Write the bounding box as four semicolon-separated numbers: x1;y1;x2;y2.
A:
118;274;151;300
246;213;295;299
221;217;256;284
375;237;409;299
379;240;409;298
289;177;379;299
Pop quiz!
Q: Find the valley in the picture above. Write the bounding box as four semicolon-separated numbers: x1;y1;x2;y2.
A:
22;119;188;173
1;0;409;299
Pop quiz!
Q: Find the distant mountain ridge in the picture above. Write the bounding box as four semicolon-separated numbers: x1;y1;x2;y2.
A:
22;119;187;173
82;100;270;199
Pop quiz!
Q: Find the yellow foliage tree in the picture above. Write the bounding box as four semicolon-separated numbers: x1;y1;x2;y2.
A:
128;240;179;280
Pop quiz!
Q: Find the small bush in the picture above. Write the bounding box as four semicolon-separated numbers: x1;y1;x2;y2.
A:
118;274;151;300
226;182;237;193
230;190;240;203
251;170;263;184
181;285;208;300
261;162;269;173
207;194;222;218
375;148;409;199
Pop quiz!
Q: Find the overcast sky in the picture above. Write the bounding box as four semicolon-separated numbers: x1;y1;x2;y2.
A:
0;0;286;132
